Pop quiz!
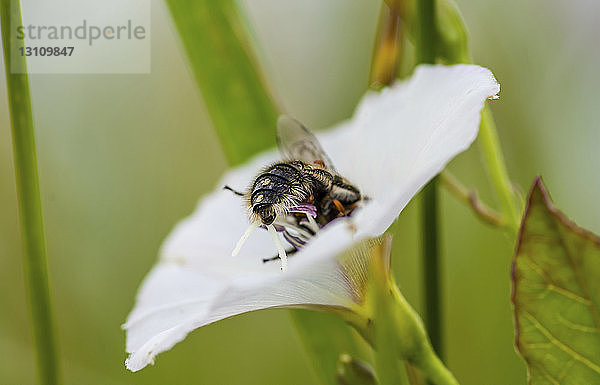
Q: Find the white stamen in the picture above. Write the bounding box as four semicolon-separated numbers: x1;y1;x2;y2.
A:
232;222;259;257
305;213;319;233
274;218;312;240
266;224;288;271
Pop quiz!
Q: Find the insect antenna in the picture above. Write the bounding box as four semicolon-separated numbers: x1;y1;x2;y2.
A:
223;185;245;196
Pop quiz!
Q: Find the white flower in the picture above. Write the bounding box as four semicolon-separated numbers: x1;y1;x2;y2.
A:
123;64;499;371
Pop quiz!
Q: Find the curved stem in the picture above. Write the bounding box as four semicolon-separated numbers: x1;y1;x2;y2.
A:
1;2;61;384
440;170;506;228
479;107;520;236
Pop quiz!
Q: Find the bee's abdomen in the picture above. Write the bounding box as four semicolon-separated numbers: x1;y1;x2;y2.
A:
331;175;361;204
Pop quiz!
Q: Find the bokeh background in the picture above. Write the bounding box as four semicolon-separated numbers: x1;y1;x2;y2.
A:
1;0;599;384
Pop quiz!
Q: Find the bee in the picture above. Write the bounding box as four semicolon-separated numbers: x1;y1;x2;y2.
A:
225;115;363;271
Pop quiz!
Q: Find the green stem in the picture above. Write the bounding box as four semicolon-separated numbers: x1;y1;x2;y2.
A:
440;171;505;228
478;107;520;235
421;179;442;358
1;2;61;385
416;0;444;362
416;0;436;64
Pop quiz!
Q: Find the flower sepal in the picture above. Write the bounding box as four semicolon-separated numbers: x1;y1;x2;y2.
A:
357;236;459;385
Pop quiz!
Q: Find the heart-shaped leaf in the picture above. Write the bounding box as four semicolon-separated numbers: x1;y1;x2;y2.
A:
512;178;600;384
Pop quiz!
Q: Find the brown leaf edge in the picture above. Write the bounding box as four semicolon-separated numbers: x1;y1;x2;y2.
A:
510;176;600;376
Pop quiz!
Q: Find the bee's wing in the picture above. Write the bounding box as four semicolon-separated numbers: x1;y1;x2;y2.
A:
276;115;335;169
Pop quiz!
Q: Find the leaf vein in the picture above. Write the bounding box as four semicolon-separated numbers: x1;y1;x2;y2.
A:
524;311;600;374
547;284;592;306
557;313;599;334
550;217;600;330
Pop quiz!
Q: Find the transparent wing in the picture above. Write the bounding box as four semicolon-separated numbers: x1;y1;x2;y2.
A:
276;115;335;170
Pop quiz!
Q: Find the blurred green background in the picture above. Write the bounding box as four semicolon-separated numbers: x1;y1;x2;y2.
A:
1;0;599;384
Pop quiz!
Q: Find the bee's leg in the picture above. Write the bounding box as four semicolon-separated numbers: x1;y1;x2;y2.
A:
223;185;244;196
332;199;345;216
304;213;319;233
262;248;297;263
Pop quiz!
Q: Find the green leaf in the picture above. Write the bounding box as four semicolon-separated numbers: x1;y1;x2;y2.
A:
512;178;600;384
164;0;278;165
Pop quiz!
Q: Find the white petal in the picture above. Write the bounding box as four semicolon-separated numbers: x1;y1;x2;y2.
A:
317;64;499;236
124;214;359;371
124;64;499;371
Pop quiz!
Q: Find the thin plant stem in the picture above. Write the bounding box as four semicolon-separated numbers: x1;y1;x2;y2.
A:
416;0;436;64
1;1;61;385
421;179;442;359
416;0;444;362
440;170;505;228
478;107;520;235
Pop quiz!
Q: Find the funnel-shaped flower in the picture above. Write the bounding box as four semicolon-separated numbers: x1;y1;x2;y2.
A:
123;64;499;371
